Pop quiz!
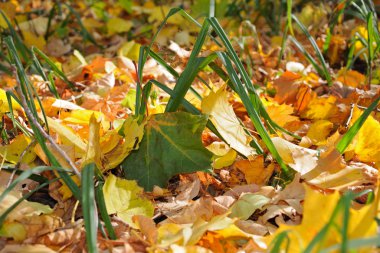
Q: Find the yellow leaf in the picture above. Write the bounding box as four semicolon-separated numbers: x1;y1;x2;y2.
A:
306;120;333;145
0;88;21;116
62;110;109;131
302;95;338;120
271;137;318;175
47;117;87;157
0;135;36;164
350;107;380;164
206;142;237;169
118;41;141;62
22;31;46;49
202;86;257;158
82;114;102;169
103;117;145;171
106;17;133;35
103;174;154;227
266;185;378;251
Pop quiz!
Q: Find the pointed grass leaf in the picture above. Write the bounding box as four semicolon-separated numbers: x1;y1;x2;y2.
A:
122;112;213;191
81;163;98;253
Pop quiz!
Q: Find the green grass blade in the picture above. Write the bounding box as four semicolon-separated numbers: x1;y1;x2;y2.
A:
165;20;210;112
336;95;380;153
269;231;291;253
1;168;48;184
31;50;60;98
81;163;98;253
32;47;75;89
5;37;81;200
217;52;290;177
95;182;116;240
0;10;30;62
291;14;333;86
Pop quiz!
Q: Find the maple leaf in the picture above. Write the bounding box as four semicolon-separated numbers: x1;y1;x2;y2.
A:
235;156;275;185
122;112;213;191
306;120;334;145
103;174;154;226
202;86;257;158
301;95;338;120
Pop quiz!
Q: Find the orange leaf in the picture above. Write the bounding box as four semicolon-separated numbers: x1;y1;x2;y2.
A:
235;156;274;185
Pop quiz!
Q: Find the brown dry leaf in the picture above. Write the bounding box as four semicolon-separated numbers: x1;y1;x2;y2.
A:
0;244;57;253
234;156;274;185
273;71;302;104
133;215;157;245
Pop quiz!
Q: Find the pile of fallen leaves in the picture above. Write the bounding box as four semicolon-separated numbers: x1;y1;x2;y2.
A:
0;0;380;252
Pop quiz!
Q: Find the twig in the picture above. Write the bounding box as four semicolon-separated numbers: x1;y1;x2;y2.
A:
13;70;81;178
357;104;380;112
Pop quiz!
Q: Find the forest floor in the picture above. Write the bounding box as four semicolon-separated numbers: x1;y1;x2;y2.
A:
0;0;380;252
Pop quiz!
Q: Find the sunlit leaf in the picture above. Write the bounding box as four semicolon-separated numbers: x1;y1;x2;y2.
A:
202;87;257;158
103;174;154;226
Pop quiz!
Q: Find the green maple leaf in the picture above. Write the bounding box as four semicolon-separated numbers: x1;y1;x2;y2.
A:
121;112;213;191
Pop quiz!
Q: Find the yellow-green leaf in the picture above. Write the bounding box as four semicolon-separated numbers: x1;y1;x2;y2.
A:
103;174;154;226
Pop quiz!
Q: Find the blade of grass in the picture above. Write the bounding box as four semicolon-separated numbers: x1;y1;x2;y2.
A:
31;51;60;98
269;231;291;253
291;15;332;86
0;10;30;63
5;37;81;199
336;95;380;153
32;47;75;89
217;52;290;177
165;20;210;112
321;236;380;253
81;163;98;253
1;167;49;184
95;182;116;240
